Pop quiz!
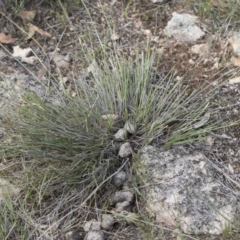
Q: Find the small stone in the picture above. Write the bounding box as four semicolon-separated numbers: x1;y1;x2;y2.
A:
110;191;134;206
188;59;195;64
143;29;151;36
115;201;132;212
85;231;105;240
65;231;83;240
229;77;240;84
175;76;182;81
64;52;72;63
83;220;101;232
231;56;240;67
101;114;119;121
114;128;127;141
49;52;70;68
113;171;128;187
111;33;120;41
101;214;115;230
229;32;240;56
124;120;137;134
118;142;132;158
213;61;219;69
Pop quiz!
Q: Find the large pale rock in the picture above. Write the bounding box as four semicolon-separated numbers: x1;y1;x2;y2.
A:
163;12;205;43
140;146;239;235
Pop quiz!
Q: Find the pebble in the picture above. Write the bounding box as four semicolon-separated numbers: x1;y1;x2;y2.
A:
114;128;127;141
112;171;128;187
83;219;101;232
101;214;115;230
64;231;83;240
115;201;132;212
123;120;137;134
110;191;134;206
85;231;105;240
118;142;132;158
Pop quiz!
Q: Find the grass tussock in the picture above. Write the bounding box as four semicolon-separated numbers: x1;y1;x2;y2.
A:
0;49;220;238
2;51;216;162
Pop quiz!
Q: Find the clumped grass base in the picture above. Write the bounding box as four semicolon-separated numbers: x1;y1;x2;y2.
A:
0;50;219;238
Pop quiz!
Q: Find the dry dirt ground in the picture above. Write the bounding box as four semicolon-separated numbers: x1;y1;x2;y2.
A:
1;0;240;239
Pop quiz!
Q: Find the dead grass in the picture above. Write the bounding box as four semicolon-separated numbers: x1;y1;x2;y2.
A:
186;0;240;33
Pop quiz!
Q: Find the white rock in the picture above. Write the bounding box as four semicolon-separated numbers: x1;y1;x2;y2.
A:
49;52;70;68
188;59;195;64
140;146;239;235
114;128;127;141
101;214;115;230
111;33;120;41
229;32;240;56
142;29;151;36
163;12;205;43
85;231;105;240
101;114;119;121
229;77;240;84
118;142;132;158
12;45;36;64
64;231;83;240
83;219;101;232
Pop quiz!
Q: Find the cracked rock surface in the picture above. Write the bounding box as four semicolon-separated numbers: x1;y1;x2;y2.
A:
140;145;240;235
